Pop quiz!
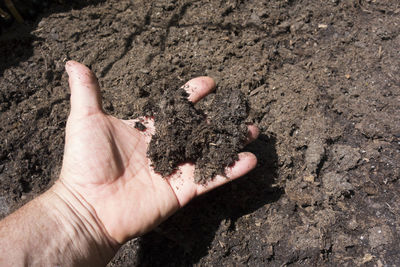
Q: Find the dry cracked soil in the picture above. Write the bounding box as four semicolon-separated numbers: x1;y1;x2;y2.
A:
0;0;400;266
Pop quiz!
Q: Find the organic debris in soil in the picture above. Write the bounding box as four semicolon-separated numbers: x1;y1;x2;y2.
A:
147;86;249;184
134;121;147;131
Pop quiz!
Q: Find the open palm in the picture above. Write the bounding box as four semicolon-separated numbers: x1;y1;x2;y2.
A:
59;61;258;244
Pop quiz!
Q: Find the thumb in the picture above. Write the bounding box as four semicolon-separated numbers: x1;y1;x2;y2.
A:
65;60;103;117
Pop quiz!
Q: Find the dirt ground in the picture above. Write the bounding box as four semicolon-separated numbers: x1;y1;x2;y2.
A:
1;0;400;266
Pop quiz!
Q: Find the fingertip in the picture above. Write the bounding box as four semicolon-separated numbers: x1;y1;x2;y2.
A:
66;60;78;65
196;76;216;90
195;152;257;196
65;60;80;75
66;61;97;83
240;151;257;162
246;125;260;144
183;76;216;103
65;61;103;116
225;152;257;178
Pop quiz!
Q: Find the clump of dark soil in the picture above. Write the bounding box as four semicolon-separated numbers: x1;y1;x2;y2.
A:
134;121;146;131
147;86;248;183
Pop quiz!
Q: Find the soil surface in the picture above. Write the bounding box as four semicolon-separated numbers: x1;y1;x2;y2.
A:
1;0;400;266
148;86;248;183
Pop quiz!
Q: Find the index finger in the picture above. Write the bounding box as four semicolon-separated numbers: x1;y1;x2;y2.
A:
182;76;216;103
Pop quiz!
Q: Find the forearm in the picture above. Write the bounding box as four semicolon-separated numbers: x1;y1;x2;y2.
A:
0;182;119;266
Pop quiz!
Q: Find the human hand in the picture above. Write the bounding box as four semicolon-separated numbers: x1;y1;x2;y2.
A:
52;61;259;246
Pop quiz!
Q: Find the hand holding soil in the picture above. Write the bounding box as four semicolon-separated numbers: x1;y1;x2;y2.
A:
0;60;258;265
60;61;258;243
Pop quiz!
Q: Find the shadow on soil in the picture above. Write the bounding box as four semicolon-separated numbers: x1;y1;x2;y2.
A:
137;133;282;265
0;0;105;75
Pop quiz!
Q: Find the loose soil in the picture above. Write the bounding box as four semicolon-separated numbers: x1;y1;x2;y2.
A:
1;0;399;266
148;86;248;183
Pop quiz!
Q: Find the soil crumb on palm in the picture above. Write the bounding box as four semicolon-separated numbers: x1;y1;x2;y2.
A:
147;86;249;183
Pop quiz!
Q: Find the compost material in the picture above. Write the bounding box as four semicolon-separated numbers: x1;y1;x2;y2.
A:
147;86;248;183
1;0;400;266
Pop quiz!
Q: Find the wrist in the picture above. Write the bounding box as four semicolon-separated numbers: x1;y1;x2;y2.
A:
41;181;120;266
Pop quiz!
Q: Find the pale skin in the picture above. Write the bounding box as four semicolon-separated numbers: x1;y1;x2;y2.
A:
0;61;259;266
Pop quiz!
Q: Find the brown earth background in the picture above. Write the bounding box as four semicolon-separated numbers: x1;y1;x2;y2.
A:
1;0;400;266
